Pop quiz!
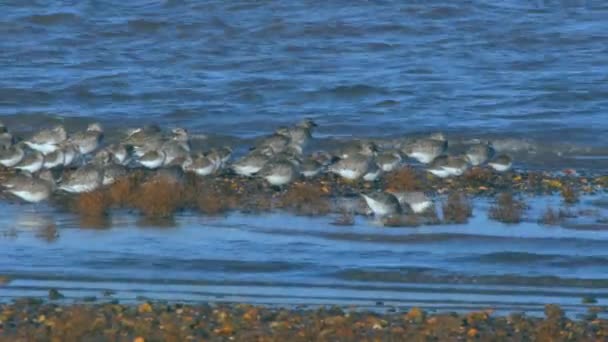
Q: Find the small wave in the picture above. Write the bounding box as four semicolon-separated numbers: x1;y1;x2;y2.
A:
25;12;80;26
127;19;167;32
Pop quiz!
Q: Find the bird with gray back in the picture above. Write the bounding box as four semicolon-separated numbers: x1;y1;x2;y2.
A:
138;150;166;169
12;150;44;173
387;190;433;214
402;134;447;164
257;158;298;187
488;154;513;172
58;163;104;193
337;140;378;159
69;123;104;155
375;150;402;172
232;149;271;177
361;191;402;217
327;153;371;181
25;125;67;154
466;143;494;166
300;157;324;178
42;149;64;170
0;143;24;168
3;170;55;203
183;152;220;176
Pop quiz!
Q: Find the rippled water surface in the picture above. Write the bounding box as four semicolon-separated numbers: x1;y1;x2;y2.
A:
2;196;608;316
2;0;608;314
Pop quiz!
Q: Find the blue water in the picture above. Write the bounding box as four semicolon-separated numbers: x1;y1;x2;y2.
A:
2;1;608;315
1;1;607;147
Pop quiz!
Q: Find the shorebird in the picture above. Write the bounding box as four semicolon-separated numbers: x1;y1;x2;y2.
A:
182;153;220;176
69;123;104;155
42;149;64;169
363;161;383;182
282;119;317;148
361;191;402;217
102;164;128;186
375;150;402;172
105;143;131;165
442;155;470;176
327;154;371;181
58;164;104;193
0;143;24;168
337;140;378;159
300;157;324;178
466;143;494;166
232;150;270;177
258;158;298;187
488;154;513;172
256;133;290;154
387;190;433;214
25;125;67;154
402;135;447;164
124;125;164;158
138;150;166;169
60;141;80;167
0;124;13;149
3;170;55;203
13;150;44;173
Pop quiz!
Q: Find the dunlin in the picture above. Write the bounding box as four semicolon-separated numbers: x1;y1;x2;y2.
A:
361;191;402;217
106;143;131;165
0;125;13;149
160;139;189;166
442;155;470;176
256;133;290;154
13;150;44;173
466;143;494;166
42;149;64;170
214;146;232;166
338;140;377;159
258;159;298;187
102;164;127;186
387;190;433;214
426;155;451;178
124;126;164;158
488;154;513;172
60;142;80;167
3;170;55;203
0;144;24;168
58;164;104;193
69;123;104;155
300;157;324;178
363;161;383;182
232;150;270;177
327;154;371;181
183;153;220;176
375;150;402;172
402;135;447;164
25;125;67;154
138;150;166;169
311;151;336;166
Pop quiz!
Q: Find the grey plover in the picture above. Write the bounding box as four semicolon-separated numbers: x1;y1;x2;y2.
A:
387;190;433;214
160;139;189;166
402;135;447;164
3;170;55;203
488;154;513;172
284;119;317;147
375;150;402;172
69;123;104;155
232;150;270;177
124;126;164;158
258;159;298;187
327;154;371;181
13;150;44;173
58;164;104;193
0;144;24;168
465;143;494;166
361;191;402;217
138;150;166;169
25;125;67;154
42;149;64;170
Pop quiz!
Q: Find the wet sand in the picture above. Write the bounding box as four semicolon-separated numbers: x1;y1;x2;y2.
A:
0;300;607;341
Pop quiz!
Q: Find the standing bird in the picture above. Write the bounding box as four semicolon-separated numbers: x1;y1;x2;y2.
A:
361;191;402;217
3;170;55;203
466;143;494;166
327;154;371;181
0;143;25;168
402;135;447;164
488;154;513;172
258;158;298;187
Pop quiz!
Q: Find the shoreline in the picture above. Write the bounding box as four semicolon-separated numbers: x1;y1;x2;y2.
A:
1;300;607;341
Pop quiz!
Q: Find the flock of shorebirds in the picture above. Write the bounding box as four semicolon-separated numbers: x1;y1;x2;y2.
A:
0;119;513;217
